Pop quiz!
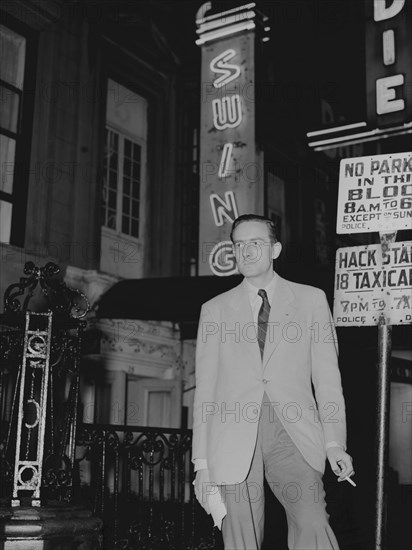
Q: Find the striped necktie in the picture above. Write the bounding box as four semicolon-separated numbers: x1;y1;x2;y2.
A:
257;289;271;359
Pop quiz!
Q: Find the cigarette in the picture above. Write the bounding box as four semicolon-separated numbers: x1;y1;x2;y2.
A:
343;476;356;487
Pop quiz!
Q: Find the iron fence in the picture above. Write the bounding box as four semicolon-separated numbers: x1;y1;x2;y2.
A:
74;423;218;550
0;262;217;548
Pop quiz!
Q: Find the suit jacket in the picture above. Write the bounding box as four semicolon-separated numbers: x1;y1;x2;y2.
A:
192;273;347;485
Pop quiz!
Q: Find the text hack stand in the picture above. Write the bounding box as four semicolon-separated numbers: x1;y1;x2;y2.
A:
334;152;412;550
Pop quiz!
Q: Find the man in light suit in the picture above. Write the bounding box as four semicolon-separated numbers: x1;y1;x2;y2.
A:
192;214;354;550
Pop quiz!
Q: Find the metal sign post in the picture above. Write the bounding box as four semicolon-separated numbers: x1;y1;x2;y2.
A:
375;320;391;550
374;230;396;550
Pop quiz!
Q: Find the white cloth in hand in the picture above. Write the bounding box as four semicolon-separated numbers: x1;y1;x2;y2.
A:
193;469;227;530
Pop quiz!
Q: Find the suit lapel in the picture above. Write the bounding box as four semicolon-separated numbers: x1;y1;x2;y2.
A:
263;275;298;369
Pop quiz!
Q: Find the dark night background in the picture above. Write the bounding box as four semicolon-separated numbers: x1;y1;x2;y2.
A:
0;1;410;549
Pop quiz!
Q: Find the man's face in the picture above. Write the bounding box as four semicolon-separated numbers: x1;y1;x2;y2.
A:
232;220;280;279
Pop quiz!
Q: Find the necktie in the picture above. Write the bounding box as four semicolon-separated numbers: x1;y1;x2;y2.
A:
257;289;270;359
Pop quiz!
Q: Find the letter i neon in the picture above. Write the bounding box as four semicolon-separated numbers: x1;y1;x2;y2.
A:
218;143;233;178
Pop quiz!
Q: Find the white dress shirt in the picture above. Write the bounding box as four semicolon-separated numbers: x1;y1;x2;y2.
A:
244;272;276;324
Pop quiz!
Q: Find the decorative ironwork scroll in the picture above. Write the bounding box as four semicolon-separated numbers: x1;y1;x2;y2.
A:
0;262;90;508
12;312;52;507
75;425;218;549
3;261;90;319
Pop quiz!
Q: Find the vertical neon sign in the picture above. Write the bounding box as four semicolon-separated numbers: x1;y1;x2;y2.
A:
196;2;269;276
365;0;411;127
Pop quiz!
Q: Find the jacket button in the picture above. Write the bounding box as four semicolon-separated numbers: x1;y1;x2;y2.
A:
262;379;268;384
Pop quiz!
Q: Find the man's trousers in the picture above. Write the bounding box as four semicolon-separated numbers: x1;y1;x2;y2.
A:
220;393;340;550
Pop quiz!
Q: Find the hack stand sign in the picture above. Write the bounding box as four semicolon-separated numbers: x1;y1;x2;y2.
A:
334;152;412;550
334;242;411;326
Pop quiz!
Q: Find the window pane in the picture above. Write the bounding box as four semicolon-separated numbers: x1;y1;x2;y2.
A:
0;86;20;134
131;219;139;238
110;151;118;170
108;190;117;209
132;161;140;181
102;130;109;226
124;139;131;158
123;197;130;214
0;135;16;193
0;25;26;90
0;200;12;244
109;170;117;189
123;177;130;196
132;200;139;218
120;139;141;237
132;181;140;199
103;128;109;164
132;143;141;162
124;157;131;176
102;129;120;231
108;132;118;169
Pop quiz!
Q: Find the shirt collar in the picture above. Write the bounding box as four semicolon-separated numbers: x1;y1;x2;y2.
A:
245;272;276;306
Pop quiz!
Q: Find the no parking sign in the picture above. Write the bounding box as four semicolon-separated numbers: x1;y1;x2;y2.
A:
336;152;412;234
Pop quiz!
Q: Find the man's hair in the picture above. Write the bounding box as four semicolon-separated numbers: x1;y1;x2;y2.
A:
230;214;278;243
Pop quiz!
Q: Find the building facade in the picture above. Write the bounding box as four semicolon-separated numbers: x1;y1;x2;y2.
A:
1;0;411;486
1;0;202;429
